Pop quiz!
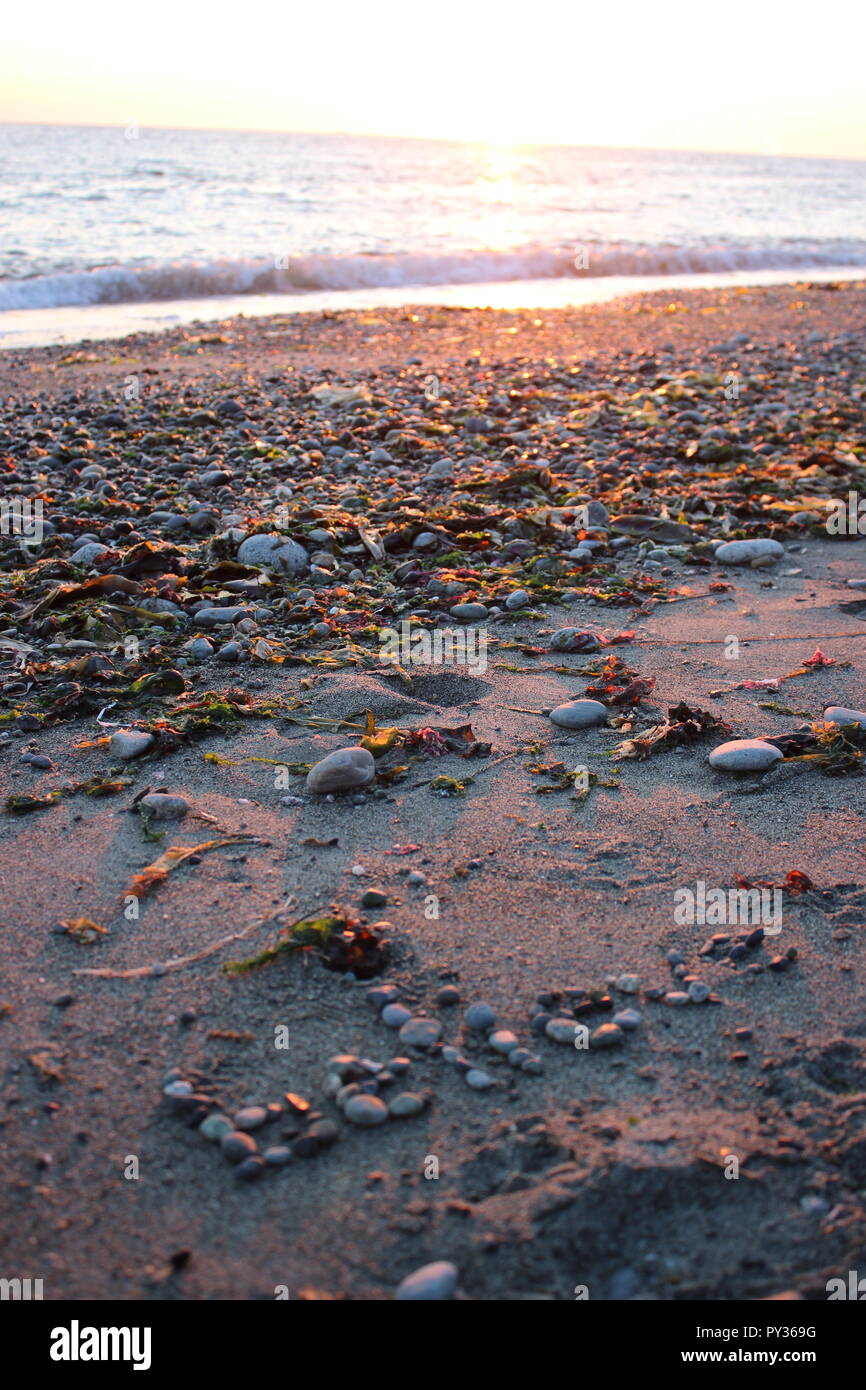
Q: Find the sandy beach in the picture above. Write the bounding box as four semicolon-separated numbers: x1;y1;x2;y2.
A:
1;281;866;1301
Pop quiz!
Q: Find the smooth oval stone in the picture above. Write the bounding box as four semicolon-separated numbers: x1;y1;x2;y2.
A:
824;706;866;727
464;1069;494;1090
71;542;112;565
109;729;154;760
398;1017;442;1049
450;602;488;620
220;1130;258;1163
709;739;783;773
388;1092;428;1118
234;1105;268;1131
591;1023;624;1049
715;538;784;564
546;1017;579;1045
396;1260;459;1301
193;605;251;626
549;699;607;729
488;1029;519;1054
234;1155;266;1181
464;1002;496;1031
305;746;376;794
613;1008;642;1031
505;589;530;610
263;1145;293;1166
344;1094;389;1127
199;1113;234;1142
382;1003;412;1028
237;533;308;574
139;793;189;821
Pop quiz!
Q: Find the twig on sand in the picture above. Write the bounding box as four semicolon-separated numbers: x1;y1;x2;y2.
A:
72;916;270;980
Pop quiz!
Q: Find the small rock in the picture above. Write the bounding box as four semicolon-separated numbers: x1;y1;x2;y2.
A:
234;1155;266;1181
824;706;866;727
396;1261;459;1301
488;1029;519;1054
139;793;189;820
388;1092;428;1118
613;1008;641;1031
110;729;154;760
306;746;376;794
344;1094;389;1127
220;1130;258;1163
263;1145;292;1166
505;589;530;611
234;1106;268;1131
464;1002;496;1031
549;699;607;729
688;981;710;1003
715;538;784;565
199;1113;233;1142
465;1068;494;1090
545;1017;580;1045
398;1017;442;1049
382;1003;413;1028
591;1023;624;1049
237;533;308;574
709;739;783;773
361;887;388;908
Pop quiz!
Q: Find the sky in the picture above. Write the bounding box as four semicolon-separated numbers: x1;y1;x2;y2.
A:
2;0;865;159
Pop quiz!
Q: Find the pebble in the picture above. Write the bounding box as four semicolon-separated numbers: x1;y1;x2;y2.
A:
545;1017;579;1045
590;1023;624;1049
823;705;866;727
709;739;783;772
382;1003;413;1028
616;974;640;994
139;793;189;820
236;532;308;574
505;589;530;610
688;981;710;1003
715;538;784;564
665;992;690;1007
396;1261;459;1301
398;1017;442;1049
488;1029;519;1054
549;699;607;729
305;746;376;794
234;1106;268;1131
465;1069;494;1090
464;1002;496;1031
234;1155;266;1181
109;729;155;760
199;1113;233;1142
613;1008;641;1031
72;542;112;565
436;986;460;1006
220;1130;258;1163
263;1146;293;1166
193;605;251;626
450;602;488;620
388;1092;428;1118
344;1094;389;1127
361;888;388;907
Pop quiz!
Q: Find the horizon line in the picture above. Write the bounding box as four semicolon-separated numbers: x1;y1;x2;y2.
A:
0;118;863;165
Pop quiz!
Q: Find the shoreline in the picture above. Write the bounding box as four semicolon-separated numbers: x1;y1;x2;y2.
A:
1;264;864;352
1;279;866;1300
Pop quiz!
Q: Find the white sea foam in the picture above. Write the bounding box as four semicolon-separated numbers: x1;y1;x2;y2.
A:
3;240;866;311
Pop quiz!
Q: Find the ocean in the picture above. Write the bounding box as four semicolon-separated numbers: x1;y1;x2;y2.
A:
1;123;865;347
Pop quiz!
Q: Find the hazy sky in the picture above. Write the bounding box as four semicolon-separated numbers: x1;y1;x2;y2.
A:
2;0;864;158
